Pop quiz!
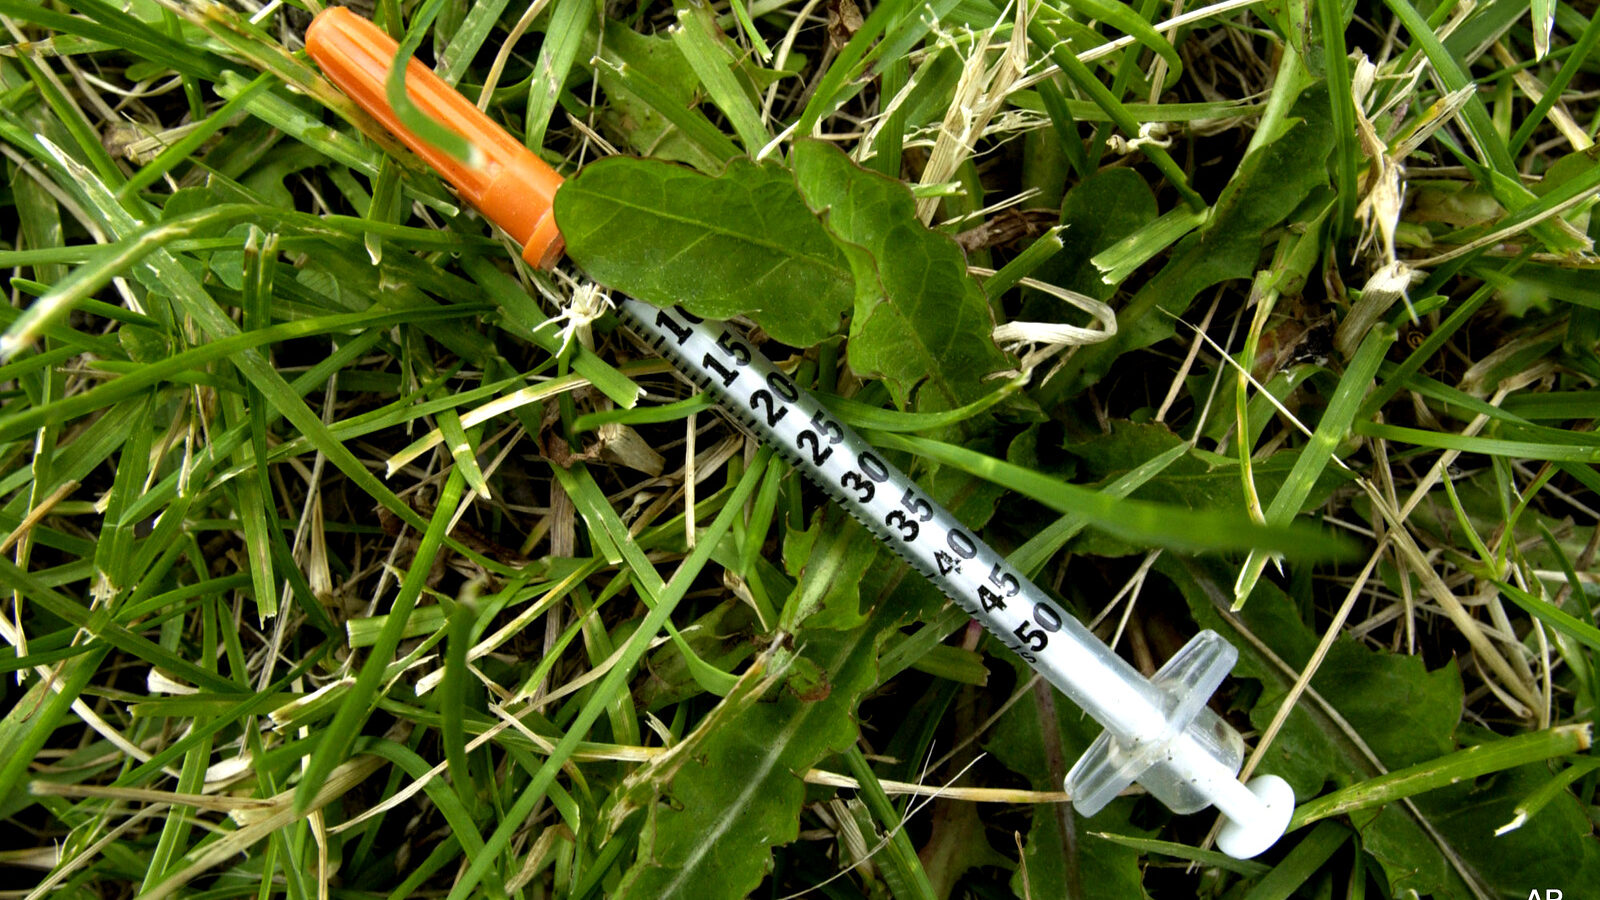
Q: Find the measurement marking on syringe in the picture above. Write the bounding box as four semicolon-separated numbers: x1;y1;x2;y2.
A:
620;302;1065;667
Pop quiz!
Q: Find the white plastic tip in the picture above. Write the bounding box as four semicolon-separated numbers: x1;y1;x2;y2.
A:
1215;775;1295;859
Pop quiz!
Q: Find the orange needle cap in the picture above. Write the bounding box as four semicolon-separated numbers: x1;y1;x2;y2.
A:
306;6;566;269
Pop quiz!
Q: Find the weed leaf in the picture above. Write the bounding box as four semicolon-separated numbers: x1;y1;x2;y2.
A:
1050;86;1335;398
554;155;854;347
616;624;895;899
790;139;1009;410
1169;556;1600;897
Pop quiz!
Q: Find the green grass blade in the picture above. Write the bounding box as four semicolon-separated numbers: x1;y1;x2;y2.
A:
1009;439;1191;578
1291;725;1593;829
0;645;112;805
436;409;491;499
12;51;124;189
1086;831;1269;876
795;0;910;135
821;379;1025;433
440;587;480;812
597;45;741;163
0;306;483;443
524;0;596;151
672;4;769;153
0;555;241;694
1241;822;1349;900
1378;0;1515;174
295;466;467;812
982;225;1066;297
572;392;717;431
1035;77;1091;179
120;72;272;200
1090;205;1208;286
436;0;514;84
844;746;937;900
1356;422;1600;464
459;255;641;408
872;432;1353;559
0;0;225;79
1492;579;1600;654
551;462;739;695
441;447;771;900
1317;0;1359;240
1495;757;1600;836
1508;8;1600;154
386;0;474;163
1055;0;1182;84
1234;323;1396;606
1027;18;1204;210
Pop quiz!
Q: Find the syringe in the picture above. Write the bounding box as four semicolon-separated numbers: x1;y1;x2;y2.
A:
306;7;1296;859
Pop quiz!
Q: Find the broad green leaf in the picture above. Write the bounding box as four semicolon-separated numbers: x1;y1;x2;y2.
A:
615;624;896;899
1167;556;1600;898
1047;85;1335;400
790;139;1009;410
1033;167;1159;304
780;508;876;631
554;155;854;347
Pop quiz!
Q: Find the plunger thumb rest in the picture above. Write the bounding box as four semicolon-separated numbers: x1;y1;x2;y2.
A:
305;7;566;269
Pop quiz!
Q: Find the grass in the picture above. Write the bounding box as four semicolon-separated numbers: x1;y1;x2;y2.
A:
1;0;1598;897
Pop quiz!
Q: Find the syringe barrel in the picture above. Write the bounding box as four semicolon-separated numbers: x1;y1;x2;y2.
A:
620;300;1215;758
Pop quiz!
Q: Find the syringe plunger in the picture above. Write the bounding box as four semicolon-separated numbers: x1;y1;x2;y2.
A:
1063;631;1295;859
